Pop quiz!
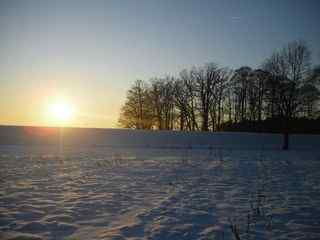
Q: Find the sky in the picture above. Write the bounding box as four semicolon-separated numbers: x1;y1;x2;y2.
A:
0;0;320;128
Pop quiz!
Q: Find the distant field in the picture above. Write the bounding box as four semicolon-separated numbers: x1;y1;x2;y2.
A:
1;125;320;150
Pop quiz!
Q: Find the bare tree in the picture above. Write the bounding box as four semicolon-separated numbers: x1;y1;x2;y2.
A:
118;80;154;129
179;69;199;131
118;40;319;139
231;67;252;122
193;63;221;131
173;78;189;130
210;67;232;130
263;41;312;149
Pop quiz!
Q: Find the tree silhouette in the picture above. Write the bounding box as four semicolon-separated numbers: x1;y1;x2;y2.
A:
118;40;320;149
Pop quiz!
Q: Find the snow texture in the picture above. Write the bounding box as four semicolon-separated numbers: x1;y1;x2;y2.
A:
0;130;320;239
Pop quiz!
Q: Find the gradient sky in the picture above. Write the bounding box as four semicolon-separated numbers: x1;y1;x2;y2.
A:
1;0;320;128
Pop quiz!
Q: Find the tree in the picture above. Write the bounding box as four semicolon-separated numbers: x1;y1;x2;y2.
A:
231;67;252;122
210;67;231;131
178;69;199;131
263;41;313;149
118;80;154;129
118;40;320;141
149;77;176;130
193;64;221;131
173;78;189;130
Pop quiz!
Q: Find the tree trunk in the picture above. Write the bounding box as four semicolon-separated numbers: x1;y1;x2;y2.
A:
282;132;289;150
180;112;184;131
282;117;289;150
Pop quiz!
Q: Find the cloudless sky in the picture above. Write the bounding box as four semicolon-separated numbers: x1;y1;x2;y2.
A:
1;0;320;128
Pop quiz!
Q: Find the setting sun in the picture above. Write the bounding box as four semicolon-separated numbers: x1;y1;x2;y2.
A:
49;102;74;123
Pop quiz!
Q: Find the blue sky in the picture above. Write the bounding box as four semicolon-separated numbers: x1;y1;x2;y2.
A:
0;0;320;127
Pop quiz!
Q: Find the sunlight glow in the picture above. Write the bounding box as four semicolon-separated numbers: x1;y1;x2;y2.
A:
49;102;74;123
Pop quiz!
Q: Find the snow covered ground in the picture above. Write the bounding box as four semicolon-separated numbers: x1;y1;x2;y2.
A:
1;132;320;239
1;126;320;150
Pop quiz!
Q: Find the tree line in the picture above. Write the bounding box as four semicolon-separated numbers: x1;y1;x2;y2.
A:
118;41;320;133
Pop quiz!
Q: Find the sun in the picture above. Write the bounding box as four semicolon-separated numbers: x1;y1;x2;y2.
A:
49;102;74;122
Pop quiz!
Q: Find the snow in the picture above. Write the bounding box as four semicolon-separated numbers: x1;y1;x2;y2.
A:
0;130;320;239
1;126;320;149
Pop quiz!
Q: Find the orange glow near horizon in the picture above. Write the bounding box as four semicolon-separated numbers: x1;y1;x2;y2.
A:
0;70;124;129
